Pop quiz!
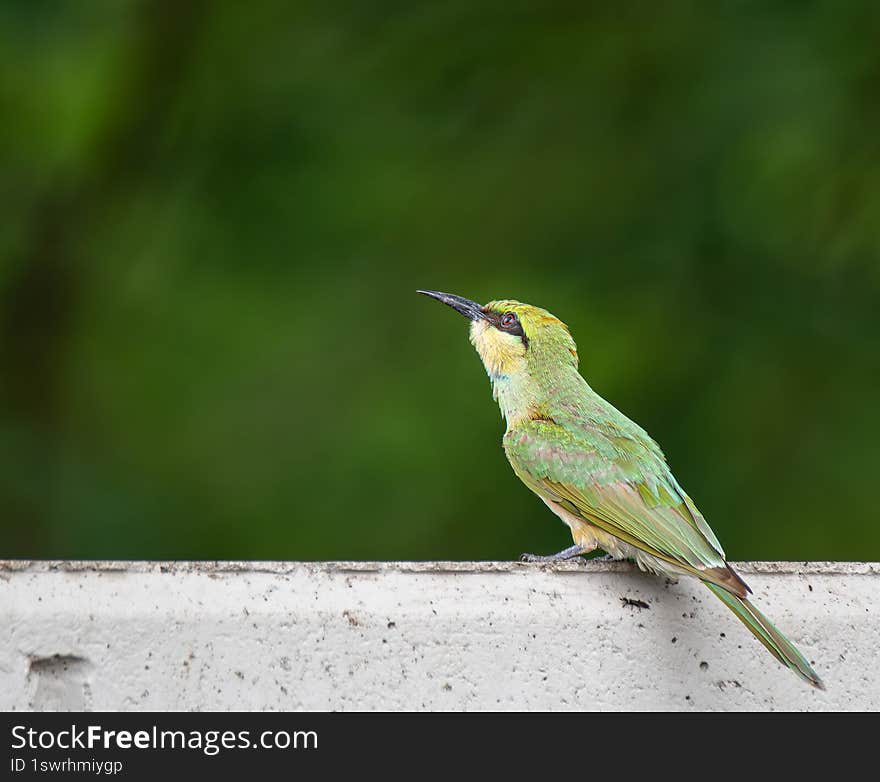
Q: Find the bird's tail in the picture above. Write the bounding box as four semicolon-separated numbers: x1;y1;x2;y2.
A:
704;581;824;689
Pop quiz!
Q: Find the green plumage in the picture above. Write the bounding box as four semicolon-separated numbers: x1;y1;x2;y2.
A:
419;290;824;689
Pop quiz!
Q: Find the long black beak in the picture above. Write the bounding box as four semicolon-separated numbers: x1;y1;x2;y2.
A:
417;290;487;321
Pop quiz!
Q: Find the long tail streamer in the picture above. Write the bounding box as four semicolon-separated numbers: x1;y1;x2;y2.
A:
704;581;824;689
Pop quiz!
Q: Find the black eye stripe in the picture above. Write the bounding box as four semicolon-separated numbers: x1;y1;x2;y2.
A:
482;309;528;346
499;312;521;333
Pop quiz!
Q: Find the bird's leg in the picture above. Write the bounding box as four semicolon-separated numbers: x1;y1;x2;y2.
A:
520;544;592;563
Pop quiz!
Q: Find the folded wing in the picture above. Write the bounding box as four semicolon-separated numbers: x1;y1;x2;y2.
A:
504;418;749;597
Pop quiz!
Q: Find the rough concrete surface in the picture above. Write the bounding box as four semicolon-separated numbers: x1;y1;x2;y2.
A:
1;560;877;711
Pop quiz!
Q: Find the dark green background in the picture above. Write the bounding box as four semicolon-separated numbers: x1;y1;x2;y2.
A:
2;2;878;561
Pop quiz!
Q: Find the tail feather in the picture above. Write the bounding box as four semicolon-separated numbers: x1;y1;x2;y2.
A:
704;581;824;690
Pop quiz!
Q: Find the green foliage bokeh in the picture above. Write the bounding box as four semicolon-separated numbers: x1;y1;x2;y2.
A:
1;1;878;561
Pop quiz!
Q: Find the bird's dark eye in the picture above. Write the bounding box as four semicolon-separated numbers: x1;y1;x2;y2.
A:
500;312;517;329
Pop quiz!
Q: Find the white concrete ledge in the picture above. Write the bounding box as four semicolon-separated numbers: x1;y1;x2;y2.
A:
2;561;878;711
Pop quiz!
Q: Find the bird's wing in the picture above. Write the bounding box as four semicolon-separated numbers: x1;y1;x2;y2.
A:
504;418;748;596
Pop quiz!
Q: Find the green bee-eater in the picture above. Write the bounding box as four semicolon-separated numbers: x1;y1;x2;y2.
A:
418;290;823;689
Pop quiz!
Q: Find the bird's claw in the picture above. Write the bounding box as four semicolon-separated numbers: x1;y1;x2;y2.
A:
520;552;553;563
519;544;591;563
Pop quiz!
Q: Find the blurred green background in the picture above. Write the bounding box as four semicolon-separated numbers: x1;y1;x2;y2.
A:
1;1;878;561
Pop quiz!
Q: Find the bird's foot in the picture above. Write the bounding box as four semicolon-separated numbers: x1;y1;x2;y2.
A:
520;553;559;563
520;544;590;563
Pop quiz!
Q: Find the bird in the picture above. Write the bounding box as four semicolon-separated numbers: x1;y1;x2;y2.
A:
418;289;823;689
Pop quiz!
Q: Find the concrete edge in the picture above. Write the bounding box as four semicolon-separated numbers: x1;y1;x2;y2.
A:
1;560;877;575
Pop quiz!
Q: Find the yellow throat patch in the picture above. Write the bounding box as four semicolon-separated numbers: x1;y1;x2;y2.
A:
469;318;526;378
